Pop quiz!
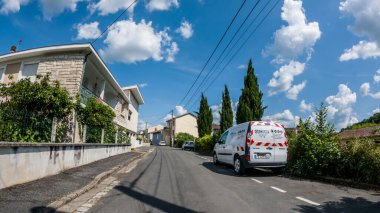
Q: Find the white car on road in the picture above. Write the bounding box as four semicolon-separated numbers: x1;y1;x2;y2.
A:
213;121;288;175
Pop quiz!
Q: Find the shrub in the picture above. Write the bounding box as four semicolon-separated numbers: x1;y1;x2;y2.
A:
175;132;195;148
195;134;218;153
77;97;116;143
338;139;380;184
0;74;73;142
287;103;340;177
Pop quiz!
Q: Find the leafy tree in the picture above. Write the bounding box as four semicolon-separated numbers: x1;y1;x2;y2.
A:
77;97;116;143
219;85;233;133
197;93;213;137
236;59;265;124
175;132;195;148
0;74;73;142
287;104;340;176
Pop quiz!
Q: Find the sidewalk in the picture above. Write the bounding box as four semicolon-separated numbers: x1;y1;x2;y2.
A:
0;147;150;213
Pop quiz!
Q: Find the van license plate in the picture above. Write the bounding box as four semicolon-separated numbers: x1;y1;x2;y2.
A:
254;153;270;159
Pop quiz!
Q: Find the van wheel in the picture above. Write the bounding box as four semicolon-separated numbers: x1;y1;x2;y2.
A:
234;156;245;175
213;152;219;165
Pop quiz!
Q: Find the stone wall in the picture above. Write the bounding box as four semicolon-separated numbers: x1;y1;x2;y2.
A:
36;54;85;97
0;143;131;189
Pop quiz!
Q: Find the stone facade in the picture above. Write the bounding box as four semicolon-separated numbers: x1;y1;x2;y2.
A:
36;54;85;97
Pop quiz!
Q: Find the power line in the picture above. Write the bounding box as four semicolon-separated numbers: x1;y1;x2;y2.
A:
91;0;139;44
193;0;274;99
183;0;262;108
187;0;281;111
178;0;248;106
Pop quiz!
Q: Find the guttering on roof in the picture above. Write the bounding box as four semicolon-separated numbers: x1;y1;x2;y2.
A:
122;85;145;105
0;43;132;105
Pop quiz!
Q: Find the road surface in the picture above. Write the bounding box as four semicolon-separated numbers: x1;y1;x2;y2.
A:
87;146;380;213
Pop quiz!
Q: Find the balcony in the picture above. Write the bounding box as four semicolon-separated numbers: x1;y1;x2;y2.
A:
80;85;99;105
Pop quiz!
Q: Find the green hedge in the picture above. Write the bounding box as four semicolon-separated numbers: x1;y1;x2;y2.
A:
195;134;219;153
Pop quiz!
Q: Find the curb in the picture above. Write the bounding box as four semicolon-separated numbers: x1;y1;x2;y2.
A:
47;149;153;211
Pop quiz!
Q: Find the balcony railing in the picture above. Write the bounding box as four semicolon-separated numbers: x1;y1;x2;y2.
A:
80;85;116;109
80;85;99;104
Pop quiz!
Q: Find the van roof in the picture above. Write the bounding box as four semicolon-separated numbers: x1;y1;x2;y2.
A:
251;121;285;128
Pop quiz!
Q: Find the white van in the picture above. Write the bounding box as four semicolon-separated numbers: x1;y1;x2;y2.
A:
213;121;288;175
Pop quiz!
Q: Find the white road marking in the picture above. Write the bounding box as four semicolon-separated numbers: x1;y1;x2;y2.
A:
296;197;321;206
251;178;263;183
270;186;287;193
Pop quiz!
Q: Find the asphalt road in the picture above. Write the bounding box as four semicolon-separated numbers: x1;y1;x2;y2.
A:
88;146;380;213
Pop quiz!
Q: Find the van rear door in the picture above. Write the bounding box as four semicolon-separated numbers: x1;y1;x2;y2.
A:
272;124;287;163
249;123;275;163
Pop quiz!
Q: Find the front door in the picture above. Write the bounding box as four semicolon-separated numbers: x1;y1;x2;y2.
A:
216;131;229;163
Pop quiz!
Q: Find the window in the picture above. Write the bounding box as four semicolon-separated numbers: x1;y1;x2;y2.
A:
0;67;4;83
21;63;39;82
219;131;228;144
128;110;132;121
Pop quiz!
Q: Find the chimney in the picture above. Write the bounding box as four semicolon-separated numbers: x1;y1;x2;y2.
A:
10;45;17;53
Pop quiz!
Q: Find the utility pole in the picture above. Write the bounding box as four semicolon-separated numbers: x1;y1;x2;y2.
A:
170;110;174;147
145;122;148;143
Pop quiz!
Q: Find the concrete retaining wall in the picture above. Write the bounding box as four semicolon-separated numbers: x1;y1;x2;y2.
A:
0;143;131;189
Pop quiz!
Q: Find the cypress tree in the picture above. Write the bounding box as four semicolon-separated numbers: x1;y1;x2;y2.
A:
219;85;233;133
236;59;265;124
197;93;213;137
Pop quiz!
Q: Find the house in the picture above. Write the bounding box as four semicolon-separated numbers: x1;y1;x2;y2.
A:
338;125;380;143
0;43;144;147
166;113;198;145
147;125;165;145
212;124;221;135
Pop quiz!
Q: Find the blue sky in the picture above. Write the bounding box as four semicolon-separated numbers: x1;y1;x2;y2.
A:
1;0;379;130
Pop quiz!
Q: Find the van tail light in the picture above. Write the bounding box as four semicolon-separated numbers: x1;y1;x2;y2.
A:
245;155;250;161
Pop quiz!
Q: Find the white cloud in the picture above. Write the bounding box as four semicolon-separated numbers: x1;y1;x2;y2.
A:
175;105;187;115
372;108;380;114
89;0;137;16
264;0;321;63
99;19;179;64
286;81;306;100
166;42;179;63
268;60;305;97
164;105;188;121
339;0;380;61
237;64;246;69
360;82;370;95
75;22;101;40
339;41;380;61
0;0;29;14
325;84;358;129
339;0;380;44
373;69;380;84
299;100;313;112
40;0;82;20
176;20;193;39
146;0;179;11
263;109;300;128
138;83;148;88
210;104;221;124
360;82;380;99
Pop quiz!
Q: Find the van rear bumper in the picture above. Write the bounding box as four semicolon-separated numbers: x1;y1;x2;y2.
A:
240;155;286;168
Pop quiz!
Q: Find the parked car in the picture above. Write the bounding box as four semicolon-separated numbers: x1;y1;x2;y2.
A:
182;141;194;150
158;141;166;146
213;121;288;175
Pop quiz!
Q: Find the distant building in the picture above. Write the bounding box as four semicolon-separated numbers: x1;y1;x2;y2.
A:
166;113;198;145
212;124;221;135
338;125;380;143
147;125;165;145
